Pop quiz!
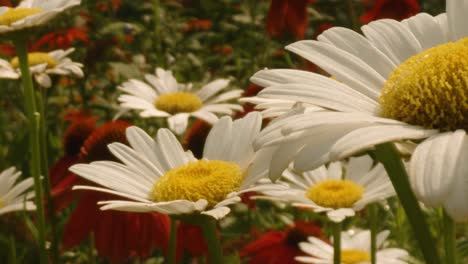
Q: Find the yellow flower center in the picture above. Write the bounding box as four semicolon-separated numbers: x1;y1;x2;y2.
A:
0;199;4;208
306;179;364;209
150;160;243;207
154;92;203;114
341;249;371;264
0;8;43;26
11;52;57;69
380;37;468;131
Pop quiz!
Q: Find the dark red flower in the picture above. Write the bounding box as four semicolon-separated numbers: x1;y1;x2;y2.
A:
176;222;209;260
313;23;333;39
360;0;420;23
184;19;213;32
0;44;15;56
236;84;264;119
266;0;314;39
31;26;89;51
183;120;212;159
51;116;170;263
0;0;12;7
240;221;324;264
63;192;170;263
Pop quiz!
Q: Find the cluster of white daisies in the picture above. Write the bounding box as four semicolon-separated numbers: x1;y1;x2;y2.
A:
2;0;467;263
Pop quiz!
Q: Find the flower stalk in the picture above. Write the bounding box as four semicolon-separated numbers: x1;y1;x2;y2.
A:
443;210;456;264
370;204;378;264
374;143;440;264
13;37;48;264
168;217;177;264
199;216;223;264
333;222;341;264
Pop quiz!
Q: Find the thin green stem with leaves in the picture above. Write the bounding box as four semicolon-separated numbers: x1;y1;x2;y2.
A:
374;143;440;264
13;37;48;264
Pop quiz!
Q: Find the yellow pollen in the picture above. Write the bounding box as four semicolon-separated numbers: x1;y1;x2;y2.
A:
154;92;203;114
341;249;371;264
11;52;57;69
150;160;243;207
0;8;43;26
380;37;468;131
306;179;364;209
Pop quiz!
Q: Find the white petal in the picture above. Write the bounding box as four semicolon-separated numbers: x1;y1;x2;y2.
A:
409;131;466;207
362;19;422;65
330;125;437;161
327;208;355;222
286;41;382;100
201;206;231;219
196;79;230;101
318;27;396;78
167;113;190;135
446;0;468;41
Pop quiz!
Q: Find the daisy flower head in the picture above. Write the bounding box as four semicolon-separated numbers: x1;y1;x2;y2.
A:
0;167;35;215
296;229;409;264
262;155;395;222
0;48;84;88
0;0;81;34
117;67;243;135
70;112;283;220
251;0;468;221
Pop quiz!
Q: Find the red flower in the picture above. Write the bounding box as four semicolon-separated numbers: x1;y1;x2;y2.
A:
31;26;89;51
266;0;314;39
360;0;420;23
184;19;213;32
176;222;209;259
183;120;212;159
236;84;264;119
240;221;324;264
51;115;170;263
0;0;12;7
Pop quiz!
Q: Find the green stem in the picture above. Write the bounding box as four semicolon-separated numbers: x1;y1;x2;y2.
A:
199;216;223;263
374;143;440;264
88;234;96;264
345;0;359;32
443;210;456;264
168;217;177;264
9;234;16;264
370;204;378;264
36;91;58;263
333;222;341;264
13;37;48;264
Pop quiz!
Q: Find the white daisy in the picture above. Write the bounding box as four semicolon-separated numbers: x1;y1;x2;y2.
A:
0;48;84;88
251;0;468;221
69;112;283;220
296;229;409;264
0;0;80;34
261;155;394;222
0;167;36;215
117;67;243;135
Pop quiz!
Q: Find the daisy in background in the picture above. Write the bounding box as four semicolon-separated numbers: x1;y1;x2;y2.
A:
261;155;394;222
296;229;409;264
117;67;242;135
250;0;468;221
0;48;83;88
0;0;80;34
70;112;284;220
0;167;35;215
